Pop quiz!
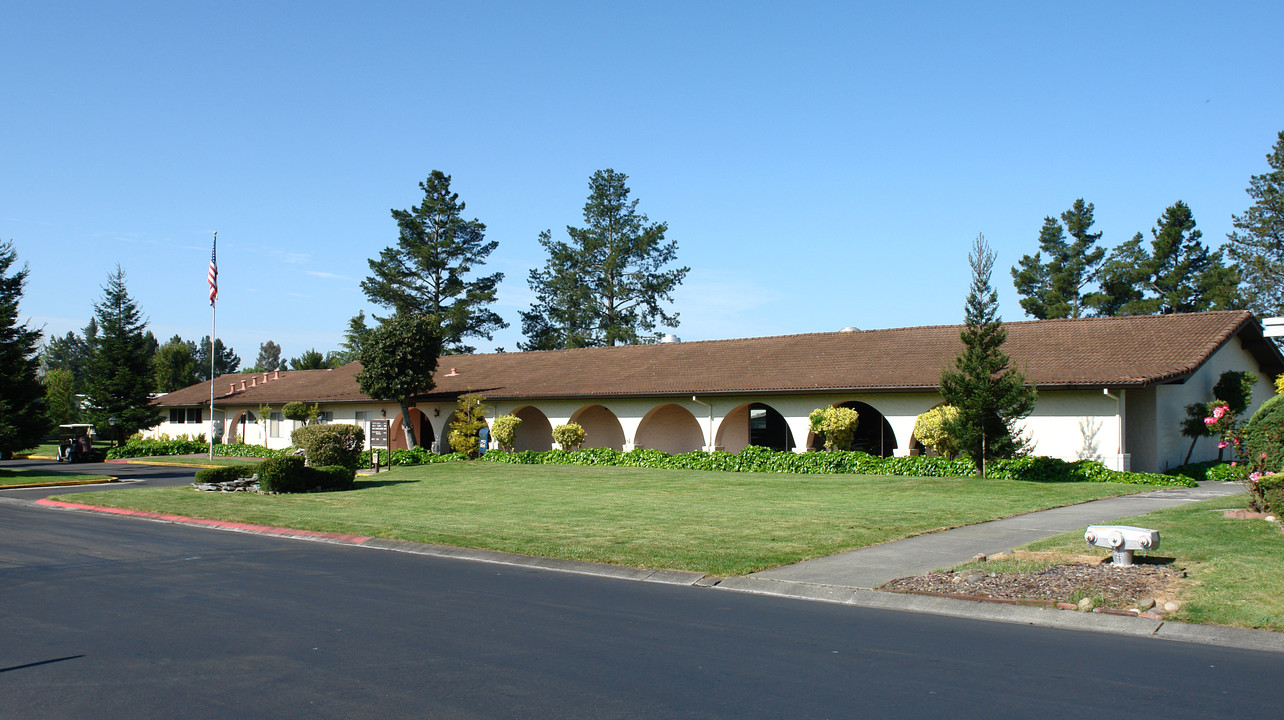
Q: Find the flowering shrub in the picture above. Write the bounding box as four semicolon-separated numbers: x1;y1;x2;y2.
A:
912;406;960;457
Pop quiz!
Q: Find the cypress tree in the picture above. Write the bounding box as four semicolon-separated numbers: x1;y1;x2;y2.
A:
940;234;1037;476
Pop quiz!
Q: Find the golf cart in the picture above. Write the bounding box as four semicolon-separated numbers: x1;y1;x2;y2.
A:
57;424;97;463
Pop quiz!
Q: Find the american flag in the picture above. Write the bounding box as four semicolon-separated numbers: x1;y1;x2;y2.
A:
208;233;218;306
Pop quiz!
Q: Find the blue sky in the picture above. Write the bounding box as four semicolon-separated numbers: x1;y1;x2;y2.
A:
4;1;1283;363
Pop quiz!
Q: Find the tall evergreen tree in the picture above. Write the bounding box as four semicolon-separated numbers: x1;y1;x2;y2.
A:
84;266;160;443
195;336;240;380
521;169;688;349
1092;201;1239;315
42;368;79;427
1226;130;1284;318
42;319;98;394
331;312;371;365
289;348;328;371
361;171;506;354
0;240;48;454
256;340;283;372
940;234;1037;476
1011;199;1106;319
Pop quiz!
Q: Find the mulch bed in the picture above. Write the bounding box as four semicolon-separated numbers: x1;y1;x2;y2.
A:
881;558;1183;608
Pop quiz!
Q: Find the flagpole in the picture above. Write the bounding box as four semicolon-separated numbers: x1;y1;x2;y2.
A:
209;232;218;460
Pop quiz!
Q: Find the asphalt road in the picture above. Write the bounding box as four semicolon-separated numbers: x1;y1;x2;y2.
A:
3;463;1284;718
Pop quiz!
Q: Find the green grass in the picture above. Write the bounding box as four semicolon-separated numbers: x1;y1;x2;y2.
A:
0;468;113;486
19;442;62;457
59;462;1148;576
1014;497;1284;631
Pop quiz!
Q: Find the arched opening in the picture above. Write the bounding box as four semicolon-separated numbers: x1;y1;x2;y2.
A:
635;404;704;454
390;408;434;450
807;401;898;457
512;406;553;452
570;405;626;451
228;410;257;444
716;402;796;453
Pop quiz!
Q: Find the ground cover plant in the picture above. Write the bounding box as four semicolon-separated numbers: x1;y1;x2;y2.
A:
951;497;1284;631
0;468;111;486
58;462;1150;576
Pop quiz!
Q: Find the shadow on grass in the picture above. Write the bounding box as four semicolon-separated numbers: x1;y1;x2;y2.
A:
352;477;419;490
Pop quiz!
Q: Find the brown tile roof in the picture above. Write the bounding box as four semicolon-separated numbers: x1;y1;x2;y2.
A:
155;311;1282;407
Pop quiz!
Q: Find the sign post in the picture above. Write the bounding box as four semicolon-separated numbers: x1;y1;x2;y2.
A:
369;419;391;473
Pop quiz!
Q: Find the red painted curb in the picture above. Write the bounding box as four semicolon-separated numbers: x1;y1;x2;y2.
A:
35;499;374;544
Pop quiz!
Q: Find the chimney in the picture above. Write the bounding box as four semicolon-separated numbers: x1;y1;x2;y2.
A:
273;370;280;380
263;373;269;383
240;380;247;391
251;377;257;387
229;383;236;394
445;368;459;377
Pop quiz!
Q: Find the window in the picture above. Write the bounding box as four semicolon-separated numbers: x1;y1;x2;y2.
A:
169;409;183;424
269;412;283;438
186;408;203;424
316;411;333;424
170;408;203;424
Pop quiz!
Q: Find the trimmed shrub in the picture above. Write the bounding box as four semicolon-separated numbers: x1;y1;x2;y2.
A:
291;423;365;469
448;392;489;458
305;464;356;491
1258;474;1284;515
913;406;959;457
491;414;521;451
282;402;318;424
107;439;287;460
809;407;860;451
193;464;259;484
552;422;586;451
257;456;309;493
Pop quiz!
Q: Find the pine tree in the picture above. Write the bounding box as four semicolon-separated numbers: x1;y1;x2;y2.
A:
1226;130;1284;318
362;171;506;354
940;234;1037;476
152;336;198;392
522;169;688;349
1011;199;1105;319
256;340;283;372
289;348;328;370
195;336;240;380
1091;201;1240;315
84;266;160;444
0;240;48;454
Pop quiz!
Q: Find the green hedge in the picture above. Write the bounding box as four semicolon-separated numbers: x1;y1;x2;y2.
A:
107;439;289;460
291;424;365;470
256;456;355;493
193;464;259;484
476;445;1195;487
359;447;469;466
1258;475;1284;515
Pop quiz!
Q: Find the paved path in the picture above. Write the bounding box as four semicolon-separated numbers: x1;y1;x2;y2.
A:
750;482;1245;589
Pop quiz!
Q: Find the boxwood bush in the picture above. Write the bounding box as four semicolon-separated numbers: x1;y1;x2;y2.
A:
193;464;259;484
257;456;355;493
291;424;365;469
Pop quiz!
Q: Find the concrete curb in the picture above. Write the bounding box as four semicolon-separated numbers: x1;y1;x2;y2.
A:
0;477;118;490
28;497;1284;654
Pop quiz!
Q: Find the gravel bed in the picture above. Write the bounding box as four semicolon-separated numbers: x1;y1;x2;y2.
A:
881;559;1183;607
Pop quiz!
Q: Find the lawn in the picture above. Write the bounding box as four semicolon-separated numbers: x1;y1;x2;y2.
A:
0;467;114;487
58;462;1150;576
999;497;1284;631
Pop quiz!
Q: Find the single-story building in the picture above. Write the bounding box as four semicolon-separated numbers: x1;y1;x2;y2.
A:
148;310;1284;473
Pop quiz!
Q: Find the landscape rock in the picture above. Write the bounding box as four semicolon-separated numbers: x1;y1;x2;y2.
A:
1164;601;1181;613
1077;598;1095;612
972;553;987;563
1137;598;1156;611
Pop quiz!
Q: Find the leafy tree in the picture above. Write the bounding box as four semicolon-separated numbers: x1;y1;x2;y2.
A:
521;169;689;349
256;340;283;372
152;336;199;392
448;391;489;457
43;368;79;427
808;407;860;451
913;405;960;457
282;401;319;425
1226;130;1284;319
1011;199;1106;319
290;348;328;371
552;422;586;451
356;313;442;449
83;266;160;444
195;336;240;380
940;234;1037;476
0;241;48;453
361;171;506;354
490;413;521;451
1091;201;1240;315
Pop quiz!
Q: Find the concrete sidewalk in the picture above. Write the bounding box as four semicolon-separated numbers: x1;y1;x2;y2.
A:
750;481;1245;589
